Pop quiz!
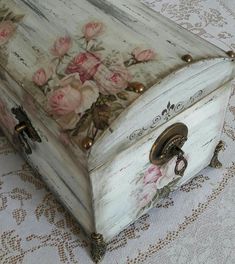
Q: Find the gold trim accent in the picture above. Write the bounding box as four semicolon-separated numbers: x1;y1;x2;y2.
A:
91;233;107;263
209;140;225;168
226;50;235;58
181;54;193;62
82;137;93;150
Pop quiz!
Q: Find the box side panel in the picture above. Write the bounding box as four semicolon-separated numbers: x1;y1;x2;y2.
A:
89;59;234;169
0;79;95;235
90;81;232;241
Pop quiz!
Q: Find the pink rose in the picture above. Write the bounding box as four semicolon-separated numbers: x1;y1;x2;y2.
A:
0;99;16;134
51;36;72;57
132;48;156;62
32;68;51;86
47;73;99;116
48;85;82;116
94;65;132;95
0;21;16;45
155;156;186;189
143;165;162;185
66;52;101;83
82;21;104;41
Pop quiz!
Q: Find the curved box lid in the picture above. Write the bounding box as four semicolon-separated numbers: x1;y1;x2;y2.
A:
0;0;234;170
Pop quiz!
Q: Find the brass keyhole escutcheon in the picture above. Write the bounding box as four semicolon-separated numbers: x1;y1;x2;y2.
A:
149;123;188;176
12;106;42;155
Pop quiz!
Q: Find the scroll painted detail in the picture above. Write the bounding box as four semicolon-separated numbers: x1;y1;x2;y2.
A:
131;156;187;218
128;90;203;141
32;21;156;150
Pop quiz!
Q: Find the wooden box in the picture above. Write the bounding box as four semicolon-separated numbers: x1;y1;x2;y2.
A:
0;0;234;262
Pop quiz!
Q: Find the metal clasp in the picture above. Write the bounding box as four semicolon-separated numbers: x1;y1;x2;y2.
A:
150;123;188;176
11;107;41;154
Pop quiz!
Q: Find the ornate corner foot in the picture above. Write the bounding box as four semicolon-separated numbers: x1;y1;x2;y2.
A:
90;233;107;263
209;140;225;168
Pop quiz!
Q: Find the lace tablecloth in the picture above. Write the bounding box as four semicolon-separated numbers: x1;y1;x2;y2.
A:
1;0;235;263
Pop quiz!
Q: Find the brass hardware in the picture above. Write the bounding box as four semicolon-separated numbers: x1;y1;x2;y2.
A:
174;148;188;176
82;137;93;150
91;233;107;264
12;107;41;154
209;140;225;169
226;50;235;58
128;82;145;93
181;54;193;63
150;123;188;176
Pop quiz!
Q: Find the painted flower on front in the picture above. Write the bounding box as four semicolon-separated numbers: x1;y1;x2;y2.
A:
66;52;101;83
82;21;104;41
94;64;132;95
47;73;99;117
134;156;185;217
132;48;156;62
51;36;72;58
33;68;52;87
32;19;156;150
143;164;162;185
0;21;16;45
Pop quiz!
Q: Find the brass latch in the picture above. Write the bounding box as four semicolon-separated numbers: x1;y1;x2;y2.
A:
149;123;188;176
11;107;41;154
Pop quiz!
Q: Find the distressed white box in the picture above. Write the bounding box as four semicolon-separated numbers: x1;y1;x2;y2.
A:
0;0;234;262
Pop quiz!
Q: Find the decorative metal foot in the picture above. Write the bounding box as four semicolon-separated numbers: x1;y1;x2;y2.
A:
209;140;225;168
90;233;107;263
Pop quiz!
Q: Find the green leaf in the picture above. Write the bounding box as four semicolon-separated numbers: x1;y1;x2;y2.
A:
152;191;159;202
92;104;111;130
106;94;117;102
71;112;91;136
167;177;181;188
158;186;171;198
11;14;24;23
117;91;129;100
110;102;124;112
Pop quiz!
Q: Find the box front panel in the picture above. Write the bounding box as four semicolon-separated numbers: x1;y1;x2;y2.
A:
91;82;231;241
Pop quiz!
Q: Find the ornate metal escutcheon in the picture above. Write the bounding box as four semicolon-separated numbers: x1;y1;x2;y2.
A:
11;106;41;154
150;123;188;176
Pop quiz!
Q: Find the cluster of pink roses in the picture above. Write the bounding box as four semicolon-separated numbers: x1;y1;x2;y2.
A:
139;158;179;208
139;165;162;207
32;20;156;119
47;73;99;117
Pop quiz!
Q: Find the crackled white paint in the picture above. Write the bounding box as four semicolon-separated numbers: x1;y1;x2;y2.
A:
0;0;234;244
90;82;232;240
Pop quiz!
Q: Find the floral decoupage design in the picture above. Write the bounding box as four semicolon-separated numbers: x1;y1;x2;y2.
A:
32;21;156;149
132;156;185;218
